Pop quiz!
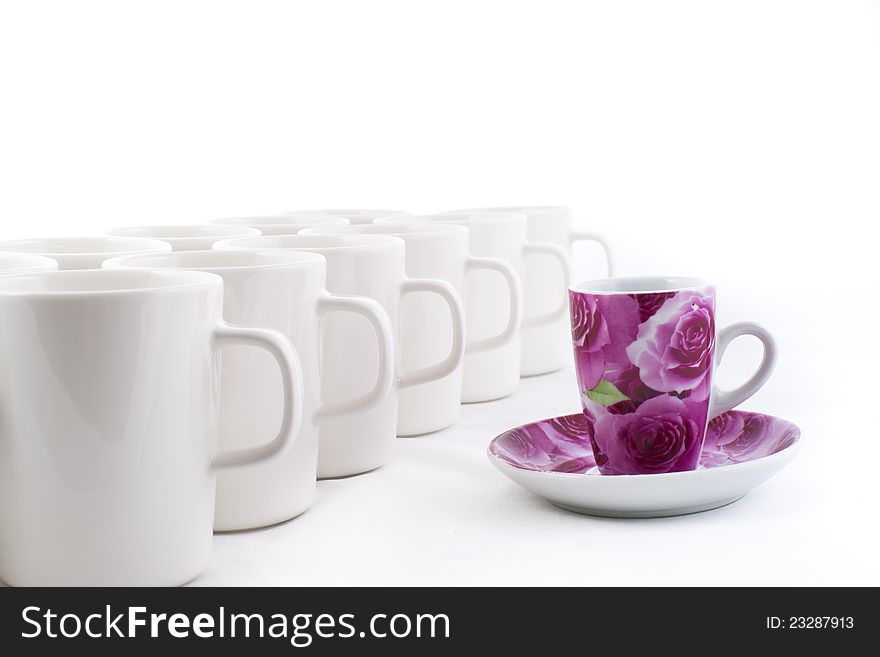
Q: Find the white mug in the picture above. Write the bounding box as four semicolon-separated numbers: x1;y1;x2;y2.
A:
0;252;59;275
280;209;410;225
211;215;350;236
0;236;171;269
301;223;520;435
459;205;613;376
377;211;567;402
108;224;261;250
0;269;301;585
105;250;395;531
216;234;465;477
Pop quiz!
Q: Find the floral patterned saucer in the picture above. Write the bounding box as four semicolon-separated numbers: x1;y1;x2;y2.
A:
488;410;800;518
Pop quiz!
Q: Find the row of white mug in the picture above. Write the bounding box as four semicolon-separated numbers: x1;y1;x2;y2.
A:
0;206;610;585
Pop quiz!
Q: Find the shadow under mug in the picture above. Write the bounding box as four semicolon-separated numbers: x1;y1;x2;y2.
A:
569;276;776;475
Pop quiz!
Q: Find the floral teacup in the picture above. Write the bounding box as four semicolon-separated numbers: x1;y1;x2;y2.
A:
569;277;777;475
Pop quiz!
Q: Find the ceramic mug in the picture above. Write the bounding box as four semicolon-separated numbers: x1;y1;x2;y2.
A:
216;234;465;476
108;224;261;250
0;236;172;270
300;223;520;435
280;209;410;225
212;215;350;236
569;277;777;475
105;250;395;530
0;252;59;275
377;211;566;402
0;269;302;585
459;206;613;376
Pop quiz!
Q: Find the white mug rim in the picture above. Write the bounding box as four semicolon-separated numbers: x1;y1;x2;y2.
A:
0;252;60;271
215;233;405;253
105;249;325;272
0;268;221;297
108;225;261;239
299;223;467;238
378;211;525;225
213;215;349;227
459;205;567;213
571;276;711;295
281;209;408;219
0;236;172;257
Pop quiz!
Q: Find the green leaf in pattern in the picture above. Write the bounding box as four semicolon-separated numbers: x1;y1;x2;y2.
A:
584;379;630;407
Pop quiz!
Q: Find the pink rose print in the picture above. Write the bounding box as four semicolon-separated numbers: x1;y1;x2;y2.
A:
569;285;720;475
549;408;595;443
569;293;610;390
569;292;639;391
592;395;706;474
700;412;744;466
632;291;676;323
491;411;799;475
627;291;716;401
491;415;596;473
605;365;663;407
715;414;796;462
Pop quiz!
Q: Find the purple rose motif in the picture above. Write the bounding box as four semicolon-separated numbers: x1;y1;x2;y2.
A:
570;292;639;391
700;412;745;466
592;395;706;474
549;409;594;443
606;400;638;415
705;412;746;451
570;294;608;348
492;427;556;471
627;290;716;402
605;365;662;406
491;417;596;473
491;410;798;476
569;293;610;390
717;414;796;462
632;291;676;322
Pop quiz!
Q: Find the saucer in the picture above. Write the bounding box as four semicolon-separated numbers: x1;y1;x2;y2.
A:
488;410;800;518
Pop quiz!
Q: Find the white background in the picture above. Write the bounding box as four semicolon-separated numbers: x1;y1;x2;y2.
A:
1;0;878;585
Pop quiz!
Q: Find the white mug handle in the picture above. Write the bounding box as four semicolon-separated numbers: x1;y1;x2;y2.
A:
569;230;614;277
398;277;466;388
521;241;571;329
315;292;396;419
464;255;523;354
210;321;304;469
709;322;777;418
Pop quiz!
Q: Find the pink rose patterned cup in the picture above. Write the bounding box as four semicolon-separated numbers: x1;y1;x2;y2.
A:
569;277;777;475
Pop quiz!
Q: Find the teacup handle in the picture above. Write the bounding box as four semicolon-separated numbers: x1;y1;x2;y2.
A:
521;241;571;329
569;230;614;277
210;321;304;469
464;255;523;354
398;277;465;388
315;292;396;419
709;322;777;418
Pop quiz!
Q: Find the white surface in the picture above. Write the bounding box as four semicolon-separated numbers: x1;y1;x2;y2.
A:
0;0;878;585
200;360;875;586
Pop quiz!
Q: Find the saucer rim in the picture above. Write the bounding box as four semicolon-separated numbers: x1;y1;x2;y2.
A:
487;410;801;480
